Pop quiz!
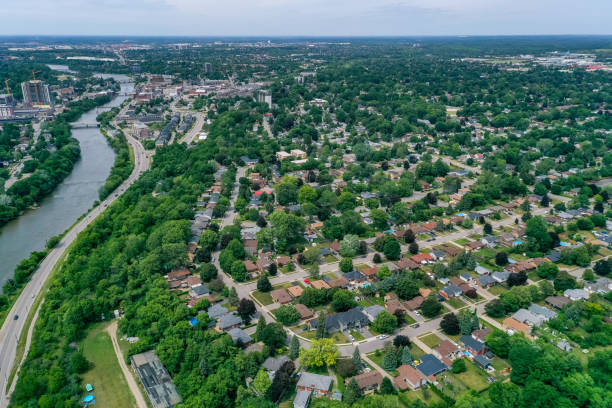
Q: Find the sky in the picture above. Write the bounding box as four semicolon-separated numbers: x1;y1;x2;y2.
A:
1;0;611;36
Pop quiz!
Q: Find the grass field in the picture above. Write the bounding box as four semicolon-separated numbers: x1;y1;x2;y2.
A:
324;255;338;263
487;285;507;296
251;290;273;305
81;323;136;408
419;333;442;349
446;297;467;310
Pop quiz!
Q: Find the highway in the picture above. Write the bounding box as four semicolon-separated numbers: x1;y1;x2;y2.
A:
0;130;150;407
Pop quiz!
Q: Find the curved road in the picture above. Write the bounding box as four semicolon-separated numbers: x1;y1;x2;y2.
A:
0;132;150;407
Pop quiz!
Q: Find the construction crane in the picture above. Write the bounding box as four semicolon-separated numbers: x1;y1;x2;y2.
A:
31;70;42;105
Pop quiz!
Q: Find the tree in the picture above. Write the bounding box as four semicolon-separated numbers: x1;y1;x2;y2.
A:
400;346;413;365
255;315;266;341
340;234;361;258
370;209;389;230
300;338;338;367
538;280;554;298
458;309;479;335
393;335;411;349
484;223;493;234
336;358;357;377
352;346;362;367
486;330;511;358
256;215;267;228
268;263;277;276
440;313;461;335
396;277;419;300
228;287;239;306
332;290;357;312
298;184;318;204
537;261;559;279
377;265;391;280
253;368;272;395
257;275;272;292
238;298;256;323
261;322;286;350
371;310;398;334
316;312;327;339
275;176;298;205
408;242;419;255
383;239;401;260
583;268;595;282
268;210;306;250
554;270;577;292
540;194;550;207
274;305;301;326
525;216;553;252
373;253;382;263
451;358;467;373
404;229;416;244
593;259;611;276
231;260;248;282
303;246;322;265
485;299;506;318
200;229;219;251
380;377;395;395
289;335;300;359
383;348;398;371
339;257;354;273
198;263;218;282
343;378;363;406
507;271;527;287
462;218;473;229
421;295;442;318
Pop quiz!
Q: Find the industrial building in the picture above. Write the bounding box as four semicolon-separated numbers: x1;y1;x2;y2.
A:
21;80;53;108
131;350;182;408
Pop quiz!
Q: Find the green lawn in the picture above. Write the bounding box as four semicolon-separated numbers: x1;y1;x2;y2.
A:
446;297;467;310
324;255;338;263
419;333;442;349
452;360;491;392
455;238;470;246
81;323;136;408
251;290;273;306
487;285;507;296
350;330;365;341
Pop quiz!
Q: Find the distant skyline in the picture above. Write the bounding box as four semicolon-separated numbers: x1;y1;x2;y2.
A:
1;0;611;37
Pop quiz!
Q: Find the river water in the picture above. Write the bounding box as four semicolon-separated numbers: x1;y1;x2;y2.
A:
0;73;134;288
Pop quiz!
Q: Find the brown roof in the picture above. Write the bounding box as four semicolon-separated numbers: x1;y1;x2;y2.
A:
502;317;532;337
244;260;258;272
270;288;292;304
330;240;340;252
276;256;291;266
396;257;420;270
435;340;459;357
288;285;304;298
185;275;202;287
386;299;405;315
419;288;432;298
244;239;258;248
295;303;314;319
411;253;434;263
404;295;425;311
442;245;462;256
466;241;486;250
472;328;492;342
545;296;572;309
347;371;383;390
167;268;190;281
311;280;331;290
395;365;427;389
328;277;349;288
362;267;379;277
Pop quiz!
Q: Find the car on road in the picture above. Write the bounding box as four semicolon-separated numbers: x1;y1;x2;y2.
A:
412;323;420;328
377;334;388;340
13;314;18;320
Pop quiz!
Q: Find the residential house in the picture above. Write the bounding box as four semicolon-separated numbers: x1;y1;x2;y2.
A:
564;288;589;301
363;305;385;322
460;335;488;356
311;280;331;290
465;241;486;251
346;371;383;394
434;340;461;362
492;271;510;284
545;296;572;310
271;288;293;304
557;340;573;352
585;277;612;294
294;390;311;408
430;250;446;261
295;304;315;320
263;356;292;374
343;270;367;284
361;267;379;280
216;314;242;332
396;257;420;270
386;299;406;314
528;304;557;321
288;285;304;298
328;277;349;288
502;317;532;339
310;307;369;333
228;327;251;346
244;240;258;256
244;260;259;275
481;236;499;248
189;284;210;299
394;364;429;390
404;296;425;311
474;355;492;370
166;268;190;282
477;275;496;288
460;273;473;282
440;284;463;299
297;372;333;396
471;328;491;343
207;304;229;320
416;354;448;377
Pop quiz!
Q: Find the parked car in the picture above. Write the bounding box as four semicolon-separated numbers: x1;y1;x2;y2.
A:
13;314;18;320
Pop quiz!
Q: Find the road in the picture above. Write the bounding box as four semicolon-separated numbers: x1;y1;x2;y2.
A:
106;321;148;408
0;128;150;407
178;112;205;145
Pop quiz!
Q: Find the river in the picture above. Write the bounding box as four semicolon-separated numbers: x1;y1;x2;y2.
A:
0;73;134;288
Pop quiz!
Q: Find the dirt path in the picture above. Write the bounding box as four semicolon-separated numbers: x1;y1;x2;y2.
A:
106;321;148;408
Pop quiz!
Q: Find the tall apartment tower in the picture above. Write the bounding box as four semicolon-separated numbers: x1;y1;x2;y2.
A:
204;62;212;74
257;90;272;109
21;80;53;107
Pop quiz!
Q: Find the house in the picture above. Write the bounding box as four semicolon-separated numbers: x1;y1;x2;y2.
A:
343;270;366;283
440;284;463;299
167;268;190;282
557;340;573;352
185;275;202;287
564;288;589;301
310;307;369;333
288;285;304;298
442;245;462;257
416;354;448;377
545;251;562;263
244;240;258;256
311;280;331;290
216;314;242;332
207;304;229;320
328;277;349;288
297;372;333;396
228;327;251;346
460;335;488;355
363;305;385;322
404;295;425;311
396;257;420;270
528;304;557;321
460;273;473;282
245;260;259;275
492;271;510;283
502;317;532;339
465;241;486;251
434;340;461;361
585;277;612;294
346;371;383;394
189;284;210;299
263;356;292;373
481;236;499;248
394;364;429;390
430;250;446;260
386;299;406;314
475;265;491;275
330;240;341;253
276;256;292;267
411;253;435;264
471;328;491;343
294;390;311;408
512;309;546;327
295;304;315;320
474;355;492;370
361;267;379;280
477;275;496;288
545;296;572;310
271;288;293;304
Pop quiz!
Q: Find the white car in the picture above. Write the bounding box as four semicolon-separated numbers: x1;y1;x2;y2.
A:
378;334;388;340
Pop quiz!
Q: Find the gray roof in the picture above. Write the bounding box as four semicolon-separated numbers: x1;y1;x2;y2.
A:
294;389;311;408
363;305;385;321
478;275;495;286
207;304;229;319
585;277;612;294
512;309;546;327
217;313;242;330
528;304;557;320
441;284;462;297
343;270;366;281
316;307;369;332
191;284;209;296
262;356;292;372
297;372;333;392
564;289;589;300
416;354;448;377
228;327;251;345
460;335;486;353
475;265;491;275
474;354;492;368
131;351;182;408
492;271;510;282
